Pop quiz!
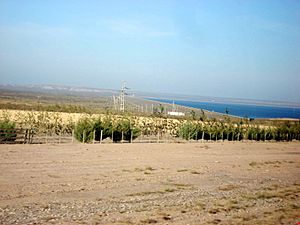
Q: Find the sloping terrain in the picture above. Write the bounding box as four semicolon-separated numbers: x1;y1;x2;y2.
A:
0;142;299;224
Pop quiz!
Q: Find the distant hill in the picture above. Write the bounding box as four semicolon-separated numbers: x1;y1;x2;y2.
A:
0;84;119;97
1;83;299;108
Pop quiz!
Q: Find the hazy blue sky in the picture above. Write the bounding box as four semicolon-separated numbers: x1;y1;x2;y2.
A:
0;0;300;102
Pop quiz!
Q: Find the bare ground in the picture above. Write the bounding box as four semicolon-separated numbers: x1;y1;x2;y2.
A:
0;142;299;225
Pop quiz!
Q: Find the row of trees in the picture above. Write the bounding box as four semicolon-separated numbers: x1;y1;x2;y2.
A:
178;121;300;141
75;117;300;143
1;112;299;143
74;117;140;143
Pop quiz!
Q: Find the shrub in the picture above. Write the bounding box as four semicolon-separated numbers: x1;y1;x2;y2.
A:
0;119;16;142
74;117;95;143
93;117;113;141
74;117;141;143
112;119;140;142
178;122;198;140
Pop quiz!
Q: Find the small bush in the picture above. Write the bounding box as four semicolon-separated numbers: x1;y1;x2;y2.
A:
74;118;95;143
93;117;113;141
178;122;198;140
0;119;16;142
74;117;140;143
112;119;140;142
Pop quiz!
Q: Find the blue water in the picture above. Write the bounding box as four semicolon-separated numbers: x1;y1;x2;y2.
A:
149;98;300;119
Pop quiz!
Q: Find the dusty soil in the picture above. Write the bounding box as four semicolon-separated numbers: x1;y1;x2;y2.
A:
0;142;299;225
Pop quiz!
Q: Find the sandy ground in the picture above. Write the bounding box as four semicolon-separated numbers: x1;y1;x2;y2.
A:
0;142;299;225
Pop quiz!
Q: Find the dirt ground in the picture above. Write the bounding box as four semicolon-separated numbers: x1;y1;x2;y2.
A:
0;142;299;225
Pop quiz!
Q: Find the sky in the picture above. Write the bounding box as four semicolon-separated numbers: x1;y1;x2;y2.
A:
0;0;300;102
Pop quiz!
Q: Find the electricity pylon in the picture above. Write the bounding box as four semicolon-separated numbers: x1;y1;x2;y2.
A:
113;82;129;113
120;82;126;112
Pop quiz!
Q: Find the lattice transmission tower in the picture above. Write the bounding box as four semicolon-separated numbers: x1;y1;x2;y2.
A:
113;82;129;112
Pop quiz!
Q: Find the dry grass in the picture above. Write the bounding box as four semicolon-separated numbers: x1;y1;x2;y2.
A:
0;109;190;136
164;188;176;193
190;170;203;175
177;169;189;172
242;184;300;201
1;142;299;225
218;184;241;191
249;160;283;168
208;199;244;214
249;161;258;167
145;166;155;171
126;186;180;197
140;218;158;224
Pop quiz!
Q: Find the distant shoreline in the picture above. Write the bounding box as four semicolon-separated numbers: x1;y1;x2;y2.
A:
148;98;300;119
144;96;300;108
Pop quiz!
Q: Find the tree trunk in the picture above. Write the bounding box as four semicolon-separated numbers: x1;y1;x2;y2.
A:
83;130;86;143
93;130;95;144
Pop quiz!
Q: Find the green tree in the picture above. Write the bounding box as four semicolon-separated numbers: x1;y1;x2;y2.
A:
0;119;16;142
153;104;165;117
112;119;140;142
225;107;229;115
200;109;206;121
190;110;196;120
93;117;113;141
178;122;198;140
74;117;95;143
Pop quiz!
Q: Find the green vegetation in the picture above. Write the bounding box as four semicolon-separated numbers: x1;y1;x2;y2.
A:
74;117;95;143
152;104;165;116
74;116;140;143
111;118;140;142
93;117;113;141
178;122;198;140
0;119;16;142
178;120;300;141
1;107;299;143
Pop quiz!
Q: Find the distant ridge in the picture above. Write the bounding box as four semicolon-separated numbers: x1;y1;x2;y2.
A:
1;83;299;108
0;84;119;97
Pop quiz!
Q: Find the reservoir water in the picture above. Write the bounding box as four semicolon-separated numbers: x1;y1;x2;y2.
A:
149;98;300;119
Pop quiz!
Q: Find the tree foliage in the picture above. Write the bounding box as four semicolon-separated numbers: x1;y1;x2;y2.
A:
112;118;140;142
0;119;16;142
74;117;140;143
178;120;300;141
74;117;95;143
